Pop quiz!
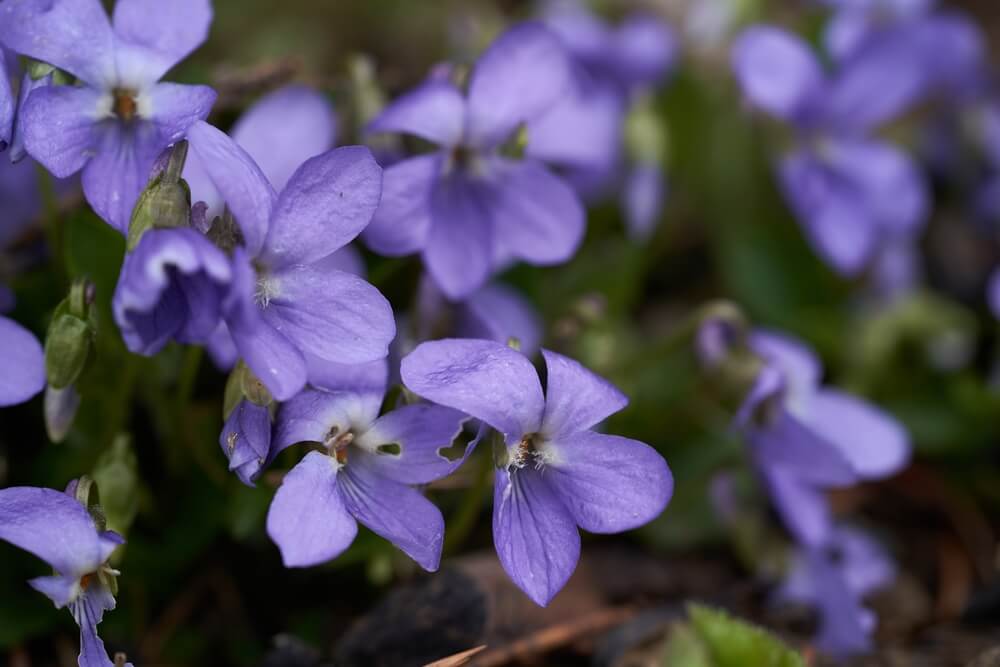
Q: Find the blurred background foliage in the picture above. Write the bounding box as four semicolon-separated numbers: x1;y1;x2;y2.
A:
3;0;1000;664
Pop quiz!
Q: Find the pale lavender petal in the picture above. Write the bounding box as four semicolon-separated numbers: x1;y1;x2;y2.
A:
232;84;337;192
0;487;106;576
493;467;580;606
0;316;44;406
230;317;308;402
262;264;395;364
424;172;492;300
0;0;116;87
526;83;623;170
731;26;824;124
262;146;382;269
0;51;12;148
401;338;545;444
778;150;877;276
823;9;874;62
272;388;382;456
340;464;445;572
458;283;542;357
266;451;357;567
623;163;665;241
305;356;389;397
749;329;821;404
311;246;366;278
540;349;627;438
989;268;1000;319
750;410;859;486
466;22;573;149
111;0;211;77
20;84;101;178
220;399;271;486
206;322;238;371
355;404;470;484
186;120;277;257
762;466;832;547
10;69;53;161
72;584;117;667
368;80;465;147
487;158;584;266
807;549;874;657
612;15;678;87
804;389;910;479
363;153;440;257
27;573;80;608
544;431;672;533
148;83;217;146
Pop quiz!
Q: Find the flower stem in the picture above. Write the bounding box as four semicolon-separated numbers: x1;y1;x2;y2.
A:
443;449;494;556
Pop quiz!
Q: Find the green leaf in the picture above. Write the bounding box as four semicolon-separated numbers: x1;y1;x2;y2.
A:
661;622;712;667
688;603;805;667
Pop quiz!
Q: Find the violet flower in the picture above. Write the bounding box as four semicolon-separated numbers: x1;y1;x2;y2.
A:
0;48;12;151
363;22;585;299
401;339;673;606
732;25;929;277
776;525;896;657
221;398;273;486
740;331;909;547
0;0;216;232
186;120;395;400
0;486;129;667
265;357;468;571
0;311;44;407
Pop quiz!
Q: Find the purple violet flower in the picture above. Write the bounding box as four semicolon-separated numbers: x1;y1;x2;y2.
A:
186;120;395;401
0;311;44;406
363;22;585;299
0;486;129;667
0;0;216;232
740;331;910;547
776;525;896;657
265;357;469;571
0;48;13;151
401;338;673;606
732;25;929;277
221;398;273;486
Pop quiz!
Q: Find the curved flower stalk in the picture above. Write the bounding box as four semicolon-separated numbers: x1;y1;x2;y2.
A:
739;330;910;548
186;121;395;400
776;525;897;656
0;485;131;667
0;0;217;232
364;22;585;300
265;357;470;571
401;339;673;606
732;25;930;278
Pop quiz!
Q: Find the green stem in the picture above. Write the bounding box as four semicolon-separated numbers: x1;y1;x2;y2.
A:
176;346;203;410
443;450;493;556
35;163;65;285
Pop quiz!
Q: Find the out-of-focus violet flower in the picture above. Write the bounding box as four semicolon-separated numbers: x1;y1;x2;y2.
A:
776;525;896;657
187;120;394;401
0;0;217;232
0;49;13;151
0;312;44;407
988;268;1000;319
266;357;469;571
0;486;129;667
364;23;585;299
739;331;910;547
401;338;673;606
732;25;930;277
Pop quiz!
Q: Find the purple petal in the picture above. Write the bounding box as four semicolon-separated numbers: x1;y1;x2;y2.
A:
749;410;859;486
401;338;545;444
262;264;395;364
20;84;100;178
424;172;493;299
0;0;116;87
72;584;118;667
487;158;584;266
111;0;211;78
458;283;543;357
272;388;382;457
731;26;824;124
0;159;41;246
27;573;80;608
340;464;445;572
806;549;875;657
544;431;672;533
749;330;821;403
0;51;12;148
540;349;627;438
623;163;665;241
266;451;357;567
232;84;337;192
493;467;580;606
311;245;366;278
220;399;271;486
306;356;388;396
611;14;678;87
804;389;910;479
778;150;877;276
261;146;382;269
526;82;623;170
761;466;832;547
113;227;232;355
230;317;308;402
354;404;470;484
363;153;440;257
989;268;1000;320
0;316;44;406
0;487;107;577
186;120;277;257
368;80;465;147
148;82;217;146
466;22;573;149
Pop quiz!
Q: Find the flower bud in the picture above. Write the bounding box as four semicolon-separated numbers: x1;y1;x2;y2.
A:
625;93;668;168
224;361;273;420
92;435;140;538
70;475;107;532
44;383;80;443
694;302;765;415
126;141;192;250
44;280;97;389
